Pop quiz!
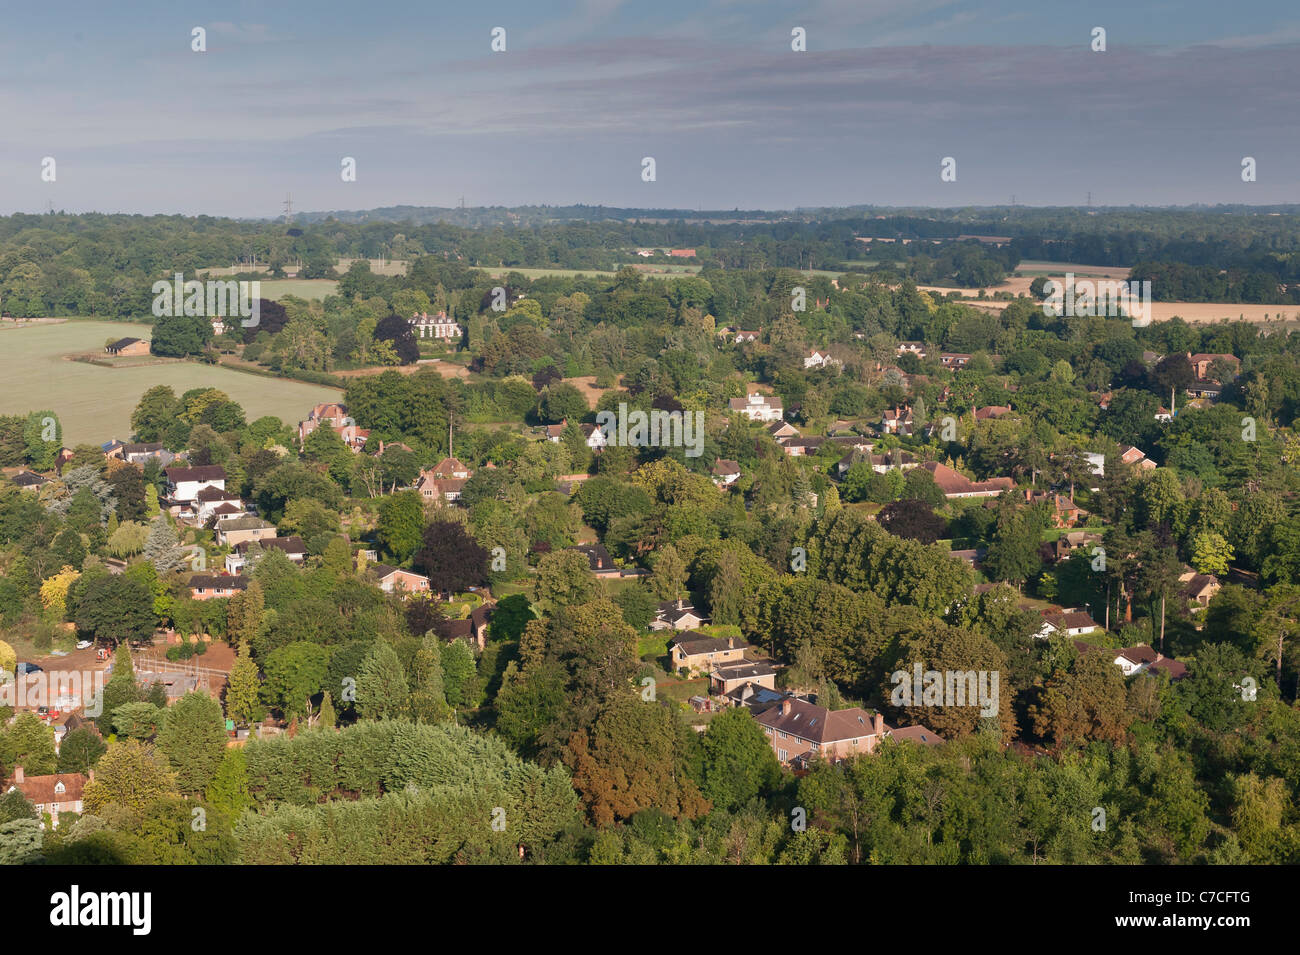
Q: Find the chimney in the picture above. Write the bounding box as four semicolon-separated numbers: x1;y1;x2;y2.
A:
728;637;735;649
13;766;23;783
676;598;684;611
780;698;792;716
872;712;884;735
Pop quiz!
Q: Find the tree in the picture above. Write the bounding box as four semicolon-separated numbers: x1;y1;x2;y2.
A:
709;550;746;626
984;503;1043;589
1030;650;1132;746
81;740;179;815
697;708;781;811
414;519;489;594
1191;531;1234;576
532;549;599;614
145;517;184;573
356;641;409;720
261;642;330;721
1;713;57;776
56;728;106;775
205;747;252;823
156;691;227;793
373;314;420;365
225;642;264;725
649;544;687;601
376;490;426;563
408;635;452;724
877;498;946;544
73;573;155;646
97;643;144;732
150;314;212;357
441;639;479;709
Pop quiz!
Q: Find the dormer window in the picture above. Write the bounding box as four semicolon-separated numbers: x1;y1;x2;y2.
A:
54;781;65;795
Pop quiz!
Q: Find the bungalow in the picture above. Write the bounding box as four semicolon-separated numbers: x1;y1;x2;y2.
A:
767;420;800;441
571;543;621;577
10;470;48;491
974;405;1012;421
896;341;927;358
189;574;248;600
214;515;277;548
668;633;747;676
923;462;1013;499
5;767;89;829
225;536;307;574
104;337;150;357
369;564;431;596
728;393;783;422
712;459;742;487
543;420;566;442
710;660;778;696
651;598;708;632
940;353;972;369
164;465;226;504
103;441;175;467
782;438;826;457
732;329;761;344
1097;643;1188;680
1035;610;1101;639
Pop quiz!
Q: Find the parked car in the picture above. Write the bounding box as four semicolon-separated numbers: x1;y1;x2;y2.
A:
75;640;92;650
16;662;42;675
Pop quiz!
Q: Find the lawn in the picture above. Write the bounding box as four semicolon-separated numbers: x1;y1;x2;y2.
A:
0;320;342;445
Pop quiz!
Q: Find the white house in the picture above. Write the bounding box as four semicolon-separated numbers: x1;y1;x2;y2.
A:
164;465;226;504
408;311;461;340
728;393;783;422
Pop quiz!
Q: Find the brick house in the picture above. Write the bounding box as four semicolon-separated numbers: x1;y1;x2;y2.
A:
6;767;90;828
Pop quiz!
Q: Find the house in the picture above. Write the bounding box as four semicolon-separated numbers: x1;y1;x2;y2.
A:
103;440;176;467
1025;490;1087;528
189;574;248;600
408;310;462;340
835;448;915;477
896;341;927;358
940;352;972;369
668;633;747;676
369;563;431;596
580;423;607;451
1188;353;1240;380
104;337;150;357
712;459;741;487
1035;610;1101;639
214;515;277;548
923;461;1013;499
974;405;1011;421
1155;406;1174;423
669;249;696;258
1045;531;1103;564
164;465;226;504
298;403;370;452
196;487;246;524
782;438;826;457
446;602;495;650
728;393;783;422
1186;380;1222;400
571;543;621;577
5;767;89;828
767;421;800;443
1119;445;1156;471
543;420;566;442
1179;571;1221;613
880;406;913;436
134;671;202;701
414;456;474;504
756;697;890;766
225;536;307;574
710;660;778;696
10;470;48;490
651;599;708;632
1095;643;1188;680
804;349;841;370
725;682;788;711
731;329;761;344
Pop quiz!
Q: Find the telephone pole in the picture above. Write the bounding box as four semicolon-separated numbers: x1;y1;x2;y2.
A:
283;194;294;224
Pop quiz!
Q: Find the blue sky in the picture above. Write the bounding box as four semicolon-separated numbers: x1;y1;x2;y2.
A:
2;0;1297;216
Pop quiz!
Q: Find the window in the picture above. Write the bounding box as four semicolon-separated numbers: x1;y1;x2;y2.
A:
778;731;787;740
777;749;788;762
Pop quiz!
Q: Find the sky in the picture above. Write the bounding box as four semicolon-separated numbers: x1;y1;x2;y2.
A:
1;0;1297;216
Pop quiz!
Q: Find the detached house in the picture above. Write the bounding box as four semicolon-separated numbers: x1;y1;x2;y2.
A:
408;310;462;340
571;543;621;578
369;563;431;596
1035;610;1101;639
164;465;225;507
415;456;474;504
939;353;972;369
225;536;307;574
1086;643;1188;681
189;574;248;600
804;349;841;370
757;698;942;767
5;767;89;828
651;598;708;631
215;515;277;548
923;462;1013;499
298;402;369;451
880;406;914;436
1179;571;1220;613
728;393;783;422
668;633;747;676
712;459;741;487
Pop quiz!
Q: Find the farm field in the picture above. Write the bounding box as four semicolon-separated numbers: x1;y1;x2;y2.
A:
0;320;341;445
257;278;339;300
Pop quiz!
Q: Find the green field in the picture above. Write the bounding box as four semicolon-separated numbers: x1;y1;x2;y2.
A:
0;321;342;446
257;279;339;300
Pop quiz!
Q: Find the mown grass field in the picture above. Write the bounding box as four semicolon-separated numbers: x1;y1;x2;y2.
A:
0;320;342;445
257;279;339;300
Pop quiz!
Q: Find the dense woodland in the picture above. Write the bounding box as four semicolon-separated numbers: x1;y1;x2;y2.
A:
2;207;1300;865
